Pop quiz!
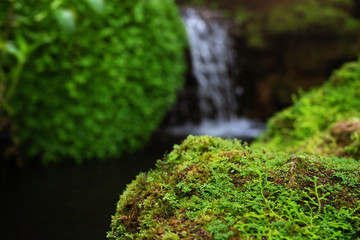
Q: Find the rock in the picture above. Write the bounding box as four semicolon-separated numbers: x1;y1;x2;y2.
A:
332;121;360;145
108;136;360;239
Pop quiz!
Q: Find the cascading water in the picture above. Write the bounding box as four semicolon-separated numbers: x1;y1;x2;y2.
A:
183;8;238;120
165;8;265;139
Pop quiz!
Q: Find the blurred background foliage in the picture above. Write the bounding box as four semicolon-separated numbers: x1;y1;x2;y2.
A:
0;0;186;164
235;0;360;48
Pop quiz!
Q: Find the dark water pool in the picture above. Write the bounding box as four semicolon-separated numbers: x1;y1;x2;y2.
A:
0;136;179;240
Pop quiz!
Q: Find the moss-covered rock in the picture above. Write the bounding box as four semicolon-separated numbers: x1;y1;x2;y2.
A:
107;4;360;238
253;60;360;158
108;136;360;239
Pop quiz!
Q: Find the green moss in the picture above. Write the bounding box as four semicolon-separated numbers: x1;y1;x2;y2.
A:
236;0;360;48
106;2;360;238
254;60;360;157
108;136;360;239
1;0;186;163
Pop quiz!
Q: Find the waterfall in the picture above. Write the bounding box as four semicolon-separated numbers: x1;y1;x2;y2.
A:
183;8;238;120
165;8;265;139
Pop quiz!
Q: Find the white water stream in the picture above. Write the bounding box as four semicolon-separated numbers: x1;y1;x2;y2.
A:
183;8;238;120
167;8;265;139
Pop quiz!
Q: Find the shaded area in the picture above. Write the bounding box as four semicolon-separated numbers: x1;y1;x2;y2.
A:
0;136;176;240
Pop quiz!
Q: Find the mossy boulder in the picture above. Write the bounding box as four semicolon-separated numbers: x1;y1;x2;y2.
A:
107;5;360;238
253;60;360;158
108;136;360;239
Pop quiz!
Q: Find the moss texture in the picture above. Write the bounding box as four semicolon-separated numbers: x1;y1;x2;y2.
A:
253;60;360;158
1;0;186;163
107;3;360;238
108;136;360;239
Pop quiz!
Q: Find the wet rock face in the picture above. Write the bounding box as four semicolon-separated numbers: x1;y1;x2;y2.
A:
332;122;360;145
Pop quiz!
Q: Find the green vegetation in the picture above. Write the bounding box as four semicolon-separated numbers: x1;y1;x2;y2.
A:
108;59;360;238
108;136;360;239
236;0;360;48
0;0;186;163
254;60;360;157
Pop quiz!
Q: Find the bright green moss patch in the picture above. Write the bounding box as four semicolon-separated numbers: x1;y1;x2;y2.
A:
2;0;186;163
108;136;360;239
254;60;360;157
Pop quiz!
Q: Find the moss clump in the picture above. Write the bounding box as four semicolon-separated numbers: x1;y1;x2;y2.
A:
254;60;360;157
2;0;186;163
108;136;360;239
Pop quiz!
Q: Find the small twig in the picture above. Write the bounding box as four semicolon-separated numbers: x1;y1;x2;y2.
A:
288;161;296;186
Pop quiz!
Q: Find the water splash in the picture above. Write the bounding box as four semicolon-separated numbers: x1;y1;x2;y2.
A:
169;118;265;139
